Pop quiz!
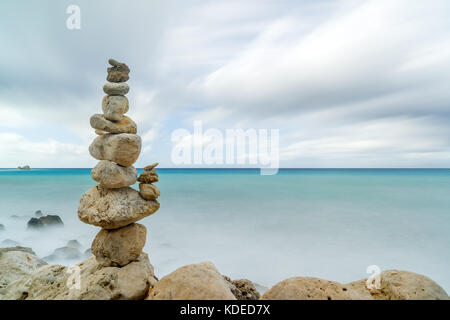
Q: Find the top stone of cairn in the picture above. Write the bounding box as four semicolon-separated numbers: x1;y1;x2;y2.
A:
107;58;130;83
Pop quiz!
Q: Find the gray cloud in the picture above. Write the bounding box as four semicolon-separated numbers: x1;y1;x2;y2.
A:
0;0;449;167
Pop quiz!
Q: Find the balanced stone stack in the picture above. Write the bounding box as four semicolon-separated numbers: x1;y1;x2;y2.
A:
78;59;160;268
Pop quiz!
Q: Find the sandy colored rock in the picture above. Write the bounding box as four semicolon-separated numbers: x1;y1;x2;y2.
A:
347;270;449;300
78;185;159;229
91;160;137;188
107;59;130;83
137;170;158;183
102;95;129;121
2;254;156;300
146;262;236;300
92;223;146;267
103;82;129;95
139;183;160;200
261;277;360;300
90;114;137;134
95;129;107;135
0;251;47;295
89;133;141;167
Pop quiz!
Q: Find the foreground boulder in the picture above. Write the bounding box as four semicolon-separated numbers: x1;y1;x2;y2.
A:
261;277;359;300
146;262;236;300
2;253;156;300
346;270;449;300
78;185;159;229
0;250;47;295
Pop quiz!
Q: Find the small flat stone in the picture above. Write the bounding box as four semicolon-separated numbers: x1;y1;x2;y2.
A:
90;114;137;134
89;133;141;167
91;160;137;188
103;82;129;95
144;163;159;171
102;95;129;121
95;129;107;135
78;185;159;229
91;223;146;267
139;183;160;200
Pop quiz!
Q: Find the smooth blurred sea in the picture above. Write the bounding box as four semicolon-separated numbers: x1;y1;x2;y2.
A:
0;168;449;292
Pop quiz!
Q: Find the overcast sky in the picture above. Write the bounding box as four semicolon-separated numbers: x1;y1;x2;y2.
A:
1;0;449;168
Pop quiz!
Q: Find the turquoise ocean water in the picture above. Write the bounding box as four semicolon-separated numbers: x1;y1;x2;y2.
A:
0;168;449;291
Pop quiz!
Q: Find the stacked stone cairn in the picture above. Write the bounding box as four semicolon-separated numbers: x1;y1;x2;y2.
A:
78;59;160;269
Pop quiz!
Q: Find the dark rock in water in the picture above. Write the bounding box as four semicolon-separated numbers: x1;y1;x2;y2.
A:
44;246;82;261
27;217;44;229
1;239;20;247
39;215;64;226
0;224;4;231
35;210;43;217
223;276;261;300
66;240;82;250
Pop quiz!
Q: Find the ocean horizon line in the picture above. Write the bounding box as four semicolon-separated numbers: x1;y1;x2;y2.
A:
1;167;449;170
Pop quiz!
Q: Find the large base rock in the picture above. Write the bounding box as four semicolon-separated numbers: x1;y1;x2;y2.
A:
346;270;449;300
91;160;137;188
146;262;236;300
261;277;360;300
0;250;47;296
92;223;146;267
78;185;159;229
89;133;141;167
2;253;156;300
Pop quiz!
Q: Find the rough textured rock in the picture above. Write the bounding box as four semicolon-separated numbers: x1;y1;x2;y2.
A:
0;251;47;295
78;185;159;229
107;59;130;83
92;223;146;267
2;253;156;300
90;114;137;134
35;210;43;217
146;262;236;300
103;82;129;95
89;133;141;167
223;277;260;300
347;270;449;300
139;183;160;200
91;160;137;188
0;246;36;256
260;277;359;300
137;170;158;183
